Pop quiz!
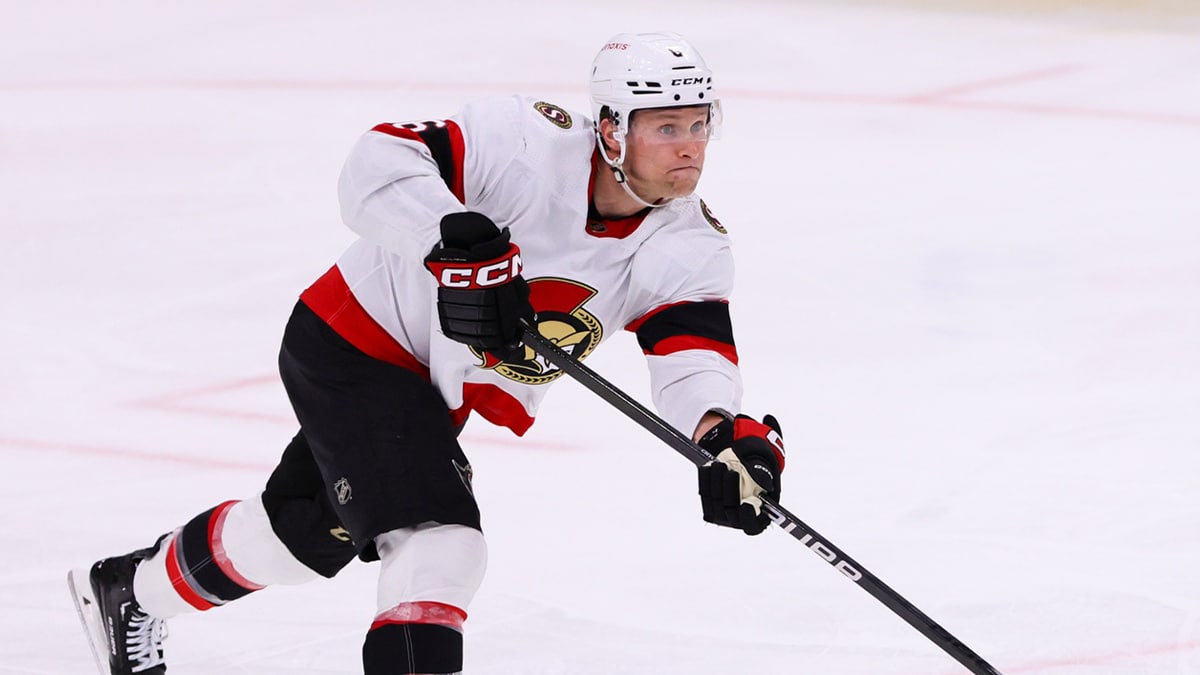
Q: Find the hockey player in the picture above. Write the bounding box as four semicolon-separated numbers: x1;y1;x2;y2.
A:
68;32;787;675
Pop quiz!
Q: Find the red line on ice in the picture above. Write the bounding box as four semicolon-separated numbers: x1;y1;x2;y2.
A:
0;435;273;472
928;636;1200;674
3;77;1198;127
130;374;579;451
133;374;281;403
898;64;1087;102
1009;637;1200;673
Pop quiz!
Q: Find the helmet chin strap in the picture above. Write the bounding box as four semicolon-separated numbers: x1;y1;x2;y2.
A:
596;131;669;210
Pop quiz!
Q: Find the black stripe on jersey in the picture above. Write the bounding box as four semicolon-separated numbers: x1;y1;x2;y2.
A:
409;124;459;194
633;301;736;355
372;121;465;202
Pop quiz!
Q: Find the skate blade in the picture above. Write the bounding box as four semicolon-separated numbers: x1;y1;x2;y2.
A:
67;568;113;675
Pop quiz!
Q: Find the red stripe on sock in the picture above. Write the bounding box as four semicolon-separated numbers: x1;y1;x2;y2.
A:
370;601;467;631
164;533;215;611
208;500;266;592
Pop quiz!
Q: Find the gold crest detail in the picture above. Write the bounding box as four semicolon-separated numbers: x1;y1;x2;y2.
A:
700;199;726;234
534;101;573;129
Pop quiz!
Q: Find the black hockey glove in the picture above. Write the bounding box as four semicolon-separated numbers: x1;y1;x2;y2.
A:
697;414;785;535
423;211;535;361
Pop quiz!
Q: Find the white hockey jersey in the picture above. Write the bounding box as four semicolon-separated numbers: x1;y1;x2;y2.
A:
300;95;743;437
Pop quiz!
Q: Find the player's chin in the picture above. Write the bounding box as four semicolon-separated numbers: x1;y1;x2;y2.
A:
639;173;700;202
665;176;700;197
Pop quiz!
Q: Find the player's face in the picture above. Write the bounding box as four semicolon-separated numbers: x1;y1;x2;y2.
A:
623;106;710;202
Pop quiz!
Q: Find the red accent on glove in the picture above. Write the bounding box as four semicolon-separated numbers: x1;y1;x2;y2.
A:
732;416;786;471
424;243;524;290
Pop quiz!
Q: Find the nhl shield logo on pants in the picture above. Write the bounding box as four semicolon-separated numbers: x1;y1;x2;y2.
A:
333;477;352;505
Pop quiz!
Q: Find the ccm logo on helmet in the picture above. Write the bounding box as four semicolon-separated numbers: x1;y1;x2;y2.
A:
671;77;706;86
429;248;524;289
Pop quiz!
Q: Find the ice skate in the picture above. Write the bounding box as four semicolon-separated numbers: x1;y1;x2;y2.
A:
68;546;168;675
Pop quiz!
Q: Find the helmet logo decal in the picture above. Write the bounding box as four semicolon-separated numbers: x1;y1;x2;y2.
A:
534;101;573;129
669;48;684;57
472;278;602;385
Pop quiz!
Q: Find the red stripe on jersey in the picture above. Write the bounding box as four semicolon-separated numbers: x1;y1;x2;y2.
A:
446;122;466;203
164;533;215;611
300;266;534;436
299;266;432;380
370;123;420;140
452;382;534;436
370;601;467;632
370;121;466;204
646;335;740;365
208;501;265;592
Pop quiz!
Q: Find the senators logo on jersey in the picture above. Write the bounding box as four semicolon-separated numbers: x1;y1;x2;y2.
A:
534;101;573;130
700;199;726;234
472;277;601;384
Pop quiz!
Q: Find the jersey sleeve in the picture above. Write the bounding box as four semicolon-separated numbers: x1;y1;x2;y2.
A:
624;220;743;435
336;97;525;261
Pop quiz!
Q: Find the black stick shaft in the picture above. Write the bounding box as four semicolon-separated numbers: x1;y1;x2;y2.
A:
522;326;1003;675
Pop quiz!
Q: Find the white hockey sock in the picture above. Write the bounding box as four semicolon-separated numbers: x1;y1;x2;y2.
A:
133;495;320;618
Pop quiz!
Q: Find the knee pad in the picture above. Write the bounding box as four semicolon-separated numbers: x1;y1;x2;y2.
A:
374;522;487;614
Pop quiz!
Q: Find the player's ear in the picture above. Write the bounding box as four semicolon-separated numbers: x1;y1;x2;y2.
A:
598;118;620;154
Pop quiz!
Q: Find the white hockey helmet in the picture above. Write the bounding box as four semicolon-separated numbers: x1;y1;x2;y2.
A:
589;32;719;137
589;32;720;208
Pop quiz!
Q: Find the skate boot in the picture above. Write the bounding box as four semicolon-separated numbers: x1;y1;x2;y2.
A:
68;543;168;674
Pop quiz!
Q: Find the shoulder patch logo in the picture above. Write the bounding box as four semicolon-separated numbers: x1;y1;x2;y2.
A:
700;199;727;234
534;101;573;129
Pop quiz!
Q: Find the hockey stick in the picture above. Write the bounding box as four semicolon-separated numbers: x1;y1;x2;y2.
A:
521;325;1003;675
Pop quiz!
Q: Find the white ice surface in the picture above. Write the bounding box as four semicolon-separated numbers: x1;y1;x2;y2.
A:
2;1;1199;673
